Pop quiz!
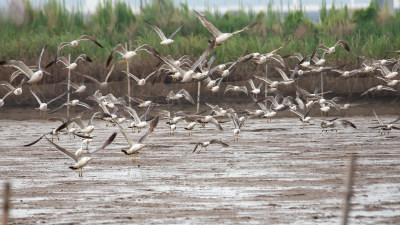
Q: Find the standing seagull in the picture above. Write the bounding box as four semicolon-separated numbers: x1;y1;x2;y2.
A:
45;132;117;177
144;20;184;46
193;9;257;47
116;116;160;162
229;113;247;141
192;139;229;153
56;35;103;61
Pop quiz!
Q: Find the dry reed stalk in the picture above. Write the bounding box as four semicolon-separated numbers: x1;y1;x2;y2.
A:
341;154;356;225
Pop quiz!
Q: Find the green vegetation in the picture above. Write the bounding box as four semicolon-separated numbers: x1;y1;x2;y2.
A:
0;0;400;70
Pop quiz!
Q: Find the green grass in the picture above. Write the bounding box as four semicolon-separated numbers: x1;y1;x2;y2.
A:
1;0;400;80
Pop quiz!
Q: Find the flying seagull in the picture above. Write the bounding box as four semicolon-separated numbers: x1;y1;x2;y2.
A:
144;20;184;46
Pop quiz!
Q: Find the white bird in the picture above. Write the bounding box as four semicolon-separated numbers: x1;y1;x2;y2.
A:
369;110;400;135
122;70;157;86
317;40;350;55
1;46;48;84
29;88;69;118
72;112;99;137
144;20;184;46
229;113;247;141
290;106;314;127
79;62;116;89
377;64;398;79
248;79;262;98
194;9;257;47
56;35;103;61
166;89;195;104
125;106;151;133
45;132;116;177
47;54;92;71
184;121;197;135
116;116;159;162
361;85;398;96
0;78;26;96
192;139;229;153
106;44;159;67
157;40;215;82
224;85;248;95
197;115;223;130
320;118;356;132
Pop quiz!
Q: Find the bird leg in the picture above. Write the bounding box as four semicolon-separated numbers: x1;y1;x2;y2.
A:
131;155;137;163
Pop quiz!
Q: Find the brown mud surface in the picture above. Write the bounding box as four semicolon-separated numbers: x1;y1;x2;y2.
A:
1;114;400;224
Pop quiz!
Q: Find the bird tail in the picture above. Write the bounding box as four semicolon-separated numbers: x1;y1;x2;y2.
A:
69;166;78;170
121;149;129;155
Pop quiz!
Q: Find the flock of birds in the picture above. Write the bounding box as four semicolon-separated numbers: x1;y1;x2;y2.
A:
1;10;400;177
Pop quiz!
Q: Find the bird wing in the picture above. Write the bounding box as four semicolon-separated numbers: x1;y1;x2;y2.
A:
231;22;258;35
0;81;15;91
56;42;71;60
248;79;256;89
209;117;223;130
122;71;140;83
381;86;397;92
210;139;229;147
239;86;248;95
158;55;187;76
224;85;234;94
5;60;34;78
190;40;215;71
192;143;201;153
115;119;134;147
145;70;158;81
372;110;383;125
290;109;304;118
193;10;222;37
45;137;79;162
335;40;350;52
276;67;289;81
169;24;184;39
47;90;69;105
74;54;92;63
37;45;47;71
178;89;195;104
106;44;127;67
23;133;47;147
361;87;377;96
124;106;141;123
340;120;357;129
57;57;71;67
79;74;101;85
72;117;86;129
90;132;117;156
77;35;104;48
138;116;159;143
144;20;167;41
29;88;42;105
389;116;400;125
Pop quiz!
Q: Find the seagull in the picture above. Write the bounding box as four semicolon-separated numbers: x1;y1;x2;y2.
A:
49;99;93;114
116;116;159;162
248;79;263;98
0;46;48;84
196;114;223;130
317;40;350;55
320;118;357;132
193;9;257;47
106;44;159;67
72;112;100;137
290;106;314;127
29;88;69;118
229;113;247;141
125;95;159;108
56;35;103;61
63;81;86;95
78;62;116;89
124;106;152;133
45;132;116;177
369;110;400;135
23;121;72;146
122;70;157;86
157;40;215;82
166;89;195;104
0;78;26;96
224;85;248;95
251;39;291;67
192;139;229;153
376;64;398;80
46;54;92;71
144;20;184;45
184;121;197;135
361;85;398;96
